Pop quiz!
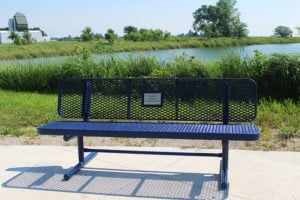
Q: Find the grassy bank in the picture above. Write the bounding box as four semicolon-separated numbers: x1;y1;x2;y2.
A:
0;90;298;151
0;51;299;99
0;37;300;60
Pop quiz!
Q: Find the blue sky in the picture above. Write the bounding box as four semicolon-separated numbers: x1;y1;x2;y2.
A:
0;0;299;37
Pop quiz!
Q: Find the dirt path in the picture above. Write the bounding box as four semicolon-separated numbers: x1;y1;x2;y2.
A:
1;135;299;151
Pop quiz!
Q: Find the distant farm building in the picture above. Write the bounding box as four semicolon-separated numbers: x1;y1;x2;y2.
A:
11;12;29;31
0;12;50;44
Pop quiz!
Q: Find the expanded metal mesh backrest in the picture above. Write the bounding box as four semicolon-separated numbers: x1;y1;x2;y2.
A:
58;78;257;122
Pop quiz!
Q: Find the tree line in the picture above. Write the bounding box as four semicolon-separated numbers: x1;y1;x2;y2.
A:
57;0;300;42
123;26;171;42
7;0;298;45
79;26;171;43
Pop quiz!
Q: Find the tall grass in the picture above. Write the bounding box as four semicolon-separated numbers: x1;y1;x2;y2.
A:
256;99;300;144
0;49;299;99
217;51;300;99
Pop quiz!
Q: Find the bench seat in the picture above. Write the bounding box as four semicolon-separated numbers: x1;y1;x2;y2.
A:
38;121;259;141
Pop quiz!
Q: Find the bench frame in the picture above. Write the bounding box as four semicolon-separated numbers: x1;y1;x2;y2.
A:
38;78;259;190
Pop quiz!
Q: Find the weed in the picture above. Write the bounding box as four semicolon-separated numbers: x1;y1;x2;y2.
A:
0;127;22;137
279;126;298;139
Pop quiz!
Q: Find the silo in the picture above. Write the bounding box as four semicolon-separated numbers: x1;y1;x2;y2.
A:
14;12;28;31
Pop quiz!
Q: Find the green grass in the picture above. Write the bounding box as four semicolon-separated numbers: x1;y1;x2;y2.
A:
0;90;299;150
1;37;300;60
251;99;300;151
256;99;300;139
0;90;58;137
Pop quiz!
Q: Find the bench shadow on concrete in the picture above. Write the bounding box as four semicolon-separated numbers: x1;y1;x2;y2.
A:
2;166;228;199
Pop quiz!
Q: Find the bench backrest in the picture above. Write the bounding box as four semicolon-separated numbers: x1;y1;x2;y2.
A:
58;78;257;123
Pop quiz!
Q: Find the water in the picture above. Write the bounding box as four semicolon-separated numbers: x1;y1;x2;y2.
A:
1;43;300;66
117;43;300;62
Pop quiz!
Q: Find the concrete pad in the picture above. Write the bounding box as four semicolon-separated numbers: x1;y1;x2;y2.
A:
0;145;299;200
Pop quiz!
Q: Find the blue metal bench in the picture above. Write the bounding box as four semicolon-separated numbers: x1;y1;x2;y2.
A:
37;78;260;189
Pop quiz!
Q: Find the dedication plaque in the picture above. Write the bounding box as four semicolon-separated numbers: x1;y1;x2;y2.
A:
142;92;163;107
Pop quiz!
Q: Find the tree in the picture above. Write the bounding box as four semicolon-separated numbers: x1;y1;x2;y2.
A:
124;26;139;41
124;27;171;42
104;29;118;44
193;5;219;37
80;27;94;41
124;26;138;34
22;31;32;44
163;31;171;40
125;32;142;42
274;26;293;38
231;21;248;38
94;33;104;40
193;0;248;38
8;32;23;45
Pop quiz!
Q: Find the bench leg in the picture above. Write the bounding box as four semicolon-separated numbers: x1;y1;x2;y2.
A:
221;140;229;189
64;136;97;180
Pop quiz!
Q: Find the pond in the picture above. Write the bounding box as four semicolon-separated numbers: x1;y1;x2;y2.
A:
1;43;300;66
112;43;300;62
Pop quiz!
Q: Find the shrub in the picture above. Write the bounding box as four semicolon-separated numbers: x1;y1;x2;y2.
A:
279;126;298;139
218;53;248;78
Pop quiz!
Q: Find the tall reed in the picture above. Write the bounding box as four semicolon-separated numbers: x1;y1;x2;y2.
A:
0;49;299;99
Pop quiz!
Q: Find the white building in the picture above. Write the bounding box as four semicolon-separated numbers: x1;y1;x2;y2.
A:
0;12;50;44
0;31;12;43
